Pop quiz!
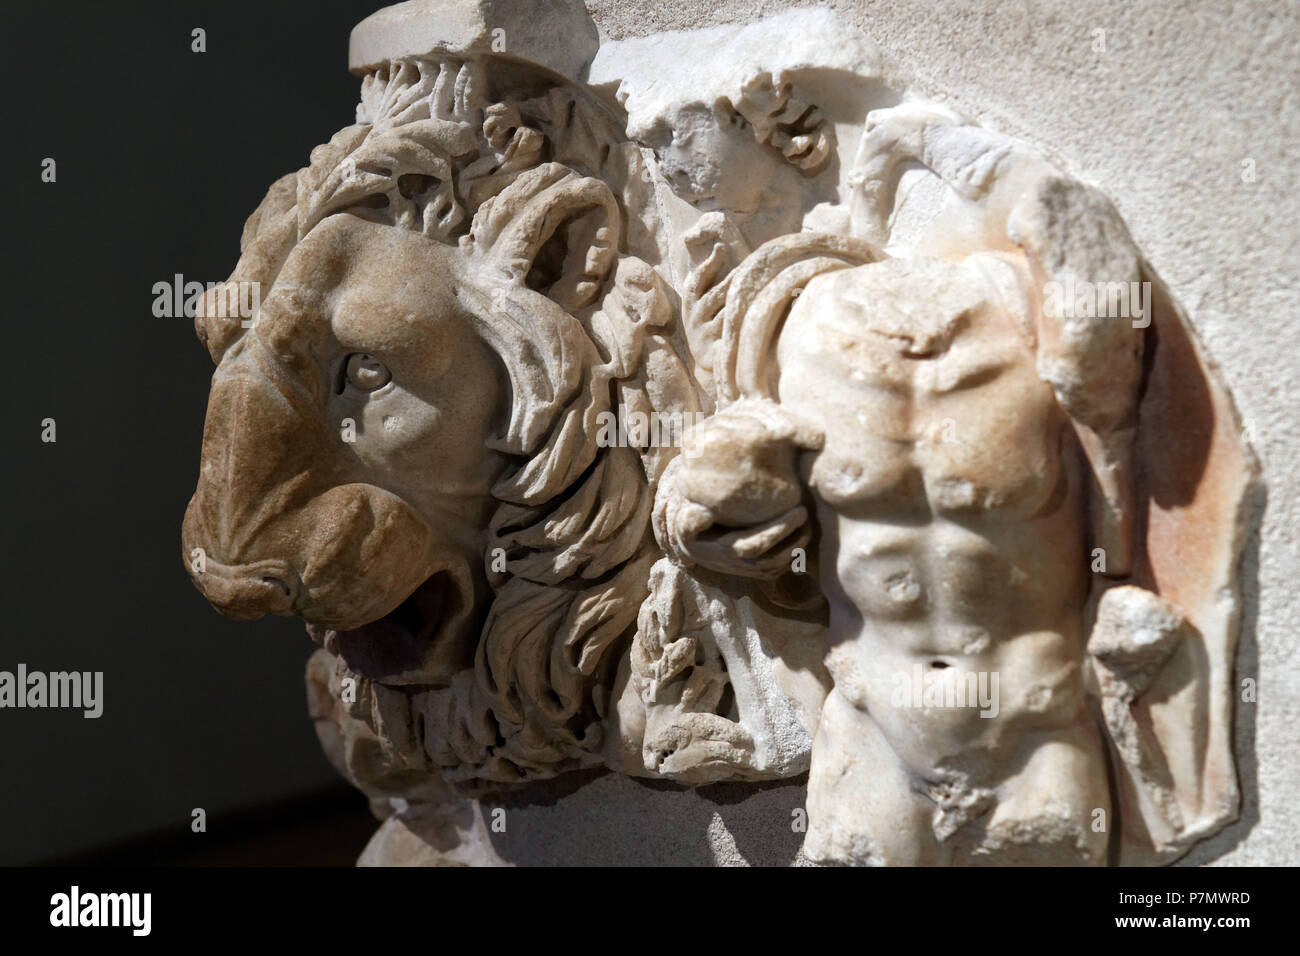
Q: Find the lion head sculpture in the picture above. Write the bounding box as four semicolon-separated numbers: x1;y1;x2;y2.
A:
182;56;701;787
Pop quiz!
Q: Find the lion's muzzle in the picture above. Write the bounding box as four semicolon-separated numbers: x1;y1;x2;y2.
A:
182;344;435;630
189;557;299;620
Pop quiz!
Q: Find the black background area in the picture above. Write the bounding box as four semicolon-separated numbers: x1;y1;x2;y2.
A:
0;0;387;865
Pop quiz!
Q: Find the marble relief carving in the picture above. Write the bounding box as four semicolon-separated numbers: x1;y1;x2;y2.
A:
181;0;1257;865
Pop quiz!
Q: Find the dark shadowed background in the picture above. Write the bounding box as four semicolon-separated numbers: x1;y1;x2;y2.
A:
0;0;393;865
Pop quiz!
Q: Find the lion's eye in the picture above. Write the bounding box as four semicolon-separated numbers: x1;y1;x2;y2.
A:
344;353;390;391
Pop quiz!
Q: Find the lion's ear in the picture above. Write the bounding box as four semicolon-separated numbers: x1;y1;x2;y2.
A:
197;171;300;364
463;162;620;310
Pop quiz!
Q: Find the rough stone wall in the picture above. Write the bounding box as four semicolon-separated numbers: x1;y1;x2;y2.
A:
581;0;1296;866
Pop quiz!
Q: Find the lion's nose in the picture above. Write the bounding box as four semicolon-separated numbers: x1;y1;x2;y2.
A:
188;558;300;620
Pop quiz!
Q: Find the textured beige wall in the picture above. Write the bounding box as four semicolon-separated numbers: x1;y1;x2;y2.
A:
587;0;1298;865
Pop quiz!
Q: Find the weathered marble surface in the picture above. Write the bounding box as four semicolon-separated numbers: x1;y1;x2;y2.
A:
183;0;1259;866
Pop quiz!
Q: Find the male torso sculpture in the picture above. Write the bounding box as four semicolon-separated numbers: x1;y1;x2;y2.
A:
780;257;1107;864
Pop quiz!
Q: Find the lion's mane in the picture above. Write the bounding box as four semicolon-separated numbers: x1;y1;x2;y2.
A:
221;56;701;789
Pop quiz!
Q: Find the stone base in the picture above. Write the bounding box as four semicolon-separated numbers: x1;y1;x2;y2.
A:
359;772;813;866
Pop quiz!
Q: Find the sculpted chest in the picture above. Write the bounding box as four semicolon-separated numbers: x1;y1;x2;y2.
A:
777;259;1069;525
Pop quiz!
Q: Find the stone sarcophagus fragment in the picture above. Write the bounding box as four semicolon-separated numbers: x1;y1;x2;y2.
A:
182;0;1258;865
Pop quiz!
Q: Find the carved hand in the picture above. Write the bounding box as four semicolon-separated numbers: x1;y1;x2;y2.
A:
656;398;822;579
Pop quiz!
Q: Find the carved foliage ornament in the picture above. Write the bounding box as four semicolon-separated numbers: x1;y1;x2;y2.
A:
182;0;1257;866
